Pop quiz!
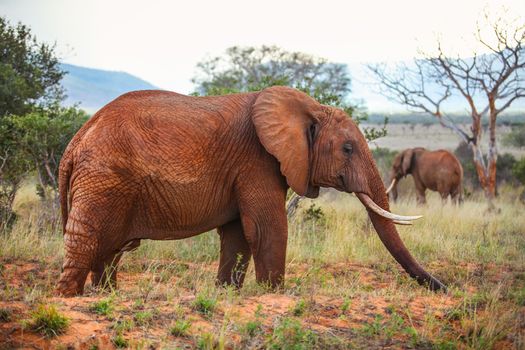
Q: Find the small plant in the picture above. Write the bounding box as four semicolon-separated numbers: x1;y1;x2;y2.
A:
90;298;114;316
112;318;135;333
267;317;318;349
196;332;218;349
303;203;325;222
242;320;262;338
193;293;217;316
340;299;351;314
25;304;69;338
0;308;12;322
254;304;264;318
512;287;525;306
170;319;191;337
361;315;383;337
292;299;307;317
403;326;419;347
134;310;154;326
112;334;128;348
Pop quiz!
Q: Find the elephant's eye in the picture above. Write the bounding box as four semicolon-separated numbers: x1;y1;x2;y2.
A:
343;142;353;156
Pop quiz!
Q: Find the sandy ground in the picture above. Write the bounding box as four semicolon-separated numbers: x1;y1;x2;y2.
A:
1;257;523;349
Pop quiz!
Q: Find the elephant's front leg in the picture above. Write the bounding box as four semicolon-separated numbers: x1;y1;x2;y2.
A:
217;220;252;288
91;252;123;290
239;199;288;288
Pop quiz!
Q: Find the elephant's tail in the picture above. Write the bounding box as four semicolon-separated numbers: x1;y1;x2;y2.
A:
59;155;73;234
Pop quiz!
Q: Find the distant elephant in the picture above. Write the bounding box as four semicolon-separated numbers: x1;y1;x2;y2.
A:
386;148;463;204
56;87;445;296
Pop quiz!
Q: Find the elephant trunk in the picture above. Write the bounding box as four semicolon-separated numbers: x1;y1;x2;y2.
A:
356;166;446;291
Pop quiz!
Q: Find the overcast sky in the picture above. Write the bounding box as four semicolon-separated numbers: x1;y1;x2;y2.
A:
1;0;524;94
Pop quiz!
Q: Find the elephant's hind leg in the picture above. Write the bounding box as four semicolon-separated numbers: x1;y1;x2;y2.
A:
217;220;252;288
56;206;99;296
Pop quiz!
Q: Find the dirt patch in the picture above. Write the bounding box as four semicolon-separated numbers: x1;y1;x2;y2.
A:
0;258;523;349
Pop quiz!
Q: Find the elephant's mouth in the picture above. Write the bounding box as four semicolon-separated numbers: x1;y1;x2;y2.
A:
355;192;422;226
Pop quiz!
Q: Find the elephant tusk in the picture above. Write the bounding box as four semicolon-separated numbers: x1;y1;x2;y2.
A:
356;193;422;222
385;179;397;194
393;220;412;225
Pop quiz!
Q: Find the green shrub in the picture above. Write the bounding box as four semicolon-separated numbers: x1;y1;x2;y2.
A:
454;142;518;189
371;147;398;178
267;317;318;349
303;204;324;222
89;298;114;316
291;299;307;317
134;310;154;326
242;320;262;337
26;304;69;337
503;124;525;148
112;334;128;348
112;318;135;333
0;308;12;322
192;293;217;316
512;157;525;185
170;319;191;337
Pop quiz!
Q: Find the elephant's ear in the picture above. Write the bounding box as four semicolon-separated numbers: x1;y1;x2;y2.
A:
252;86;322;196
402;149;414;175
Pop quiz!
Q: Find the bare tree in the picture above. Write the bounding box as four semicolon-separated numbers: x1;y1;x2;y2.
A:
368;13;525;203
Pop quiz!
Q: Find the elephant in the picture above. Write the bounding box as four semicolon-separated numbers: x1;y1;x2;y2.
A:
386;148;463;205
55;86;446;296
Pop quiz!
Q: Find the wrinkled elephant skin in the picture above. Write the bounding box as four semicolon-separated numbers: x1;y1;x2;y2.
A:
56;87;446;296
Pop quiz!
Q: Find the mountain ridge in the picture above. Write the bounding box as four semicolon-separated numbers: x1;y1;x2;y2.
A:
60;63;157;113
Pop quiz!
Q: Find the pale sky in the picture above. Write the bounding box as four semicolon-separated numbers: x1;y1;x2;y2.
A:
1;0;524;94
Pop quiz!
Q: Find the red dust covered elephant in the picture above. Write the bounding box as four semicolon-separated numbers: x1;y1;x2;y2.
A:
56;87;445;296
386;148;463;205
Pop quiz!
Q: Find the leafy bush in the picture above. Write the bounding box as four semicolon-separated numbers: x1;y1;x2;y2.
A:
267;317;318;349
303;204;325;223
192;293;217;316
25;305;69;337
503;124;525;148
134;310;155;326
90;298;114;317
291;299;312;317
371;147;398;179
0;308;12;322
112;334;128;348
170;319;191;337
242;320;262;338
454;142;518;190
512;158;525;185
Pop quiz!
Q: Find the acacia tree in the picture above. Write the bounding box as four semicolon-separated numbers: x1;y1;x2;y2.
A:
192;46;375;124
368;15;525;202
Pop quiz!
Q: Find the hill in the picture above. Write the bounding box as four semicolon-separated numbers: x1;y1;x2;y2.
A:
60;63;157;113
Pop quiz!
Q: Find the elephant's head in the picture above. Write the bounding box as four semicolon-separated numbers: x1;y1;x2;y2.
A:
252;87;445;291
386;149;415;200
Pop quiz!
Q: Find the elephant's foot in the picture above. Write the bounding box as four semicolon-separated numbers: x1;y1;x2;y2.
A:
55;267;90;297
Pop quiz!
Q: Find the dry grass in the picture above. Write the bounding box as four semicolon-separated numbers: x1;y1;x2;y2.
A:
0;183;524;349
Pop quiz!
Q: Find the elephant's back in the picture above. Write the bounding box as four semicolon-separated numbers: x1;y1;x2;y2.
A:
63;89;261;200
67;90;257;165
423;150;463;181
